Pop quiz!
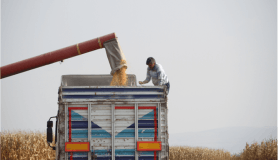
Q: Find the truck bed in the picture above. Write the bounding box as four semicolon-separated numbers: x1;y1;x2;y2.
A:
55;75;169;160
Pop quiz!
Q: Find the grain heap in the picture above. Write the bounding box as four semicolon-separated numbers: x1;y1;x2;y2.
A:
110;60;128;86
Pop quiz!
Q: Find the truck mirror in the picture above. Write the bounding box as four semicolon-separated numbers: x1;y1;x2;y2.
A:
47;121;53;143
47;121;53;127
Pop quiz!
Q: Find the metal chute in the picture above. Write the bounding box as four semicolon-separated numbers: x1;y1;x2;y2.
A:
103;38;127;75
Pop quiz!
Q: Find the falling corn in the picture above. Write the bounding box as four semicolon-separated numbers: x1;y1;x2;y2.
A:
110;60;128;86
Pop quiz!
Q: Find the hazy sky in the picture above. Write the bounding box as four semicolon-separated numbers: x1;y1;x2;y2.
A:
1;0;277;134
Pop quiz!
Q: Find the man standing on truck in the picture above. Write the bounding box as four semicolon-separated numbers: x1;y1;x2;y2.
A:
139;57;170;94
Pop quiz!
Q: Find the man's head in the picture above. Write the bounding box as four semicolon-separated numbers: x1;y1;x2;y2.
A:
146;57;156;69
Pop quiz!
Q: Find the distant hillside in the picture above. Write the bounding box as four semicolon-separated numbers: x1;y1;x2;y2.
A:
169;126;277;154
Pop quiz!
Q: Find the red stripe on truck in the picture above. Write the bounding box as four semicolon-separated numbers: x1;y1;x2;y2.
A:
68;107;88;160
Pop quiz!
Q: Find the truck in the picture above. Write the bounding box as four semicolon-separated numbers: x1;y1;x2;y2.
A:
1;33;169;160
47;74;169;160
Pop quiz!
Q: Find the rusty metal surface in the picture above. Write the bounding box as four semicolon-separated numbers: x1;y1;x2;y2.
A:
57;104;66;160
161;103;169;159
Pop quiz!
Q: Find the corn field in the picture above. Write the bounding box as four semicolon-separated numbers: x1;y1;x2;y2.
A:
169;138;277;160
1;131;277;160
1;131;55;160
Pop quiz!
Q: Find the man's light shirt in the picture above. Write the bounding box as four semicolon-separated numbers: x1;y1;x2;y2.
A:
144;63;169;86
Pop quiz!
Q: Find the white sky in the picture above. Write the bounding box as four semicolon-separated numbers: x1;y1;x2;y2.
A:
1;0;277;134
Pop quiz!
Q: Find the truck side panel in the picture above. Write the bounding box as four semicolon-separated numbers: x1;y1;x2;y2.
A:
57;104;66;160
58;86;168;160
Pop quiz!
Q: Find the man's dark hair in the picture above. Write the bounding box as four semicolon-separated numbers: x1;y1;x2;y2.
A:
146;57;156;65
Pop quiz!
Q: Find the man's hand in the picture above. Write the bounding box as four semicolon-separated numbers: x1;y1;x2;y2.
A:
139;81;146;85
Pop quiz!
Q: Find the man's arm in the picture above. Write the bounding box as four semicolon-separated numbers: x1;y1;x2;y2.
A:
143;68;151;83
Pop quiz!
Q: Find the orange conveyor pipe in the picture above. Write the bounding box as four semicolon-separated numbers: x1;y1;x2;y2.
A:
1;33;116;79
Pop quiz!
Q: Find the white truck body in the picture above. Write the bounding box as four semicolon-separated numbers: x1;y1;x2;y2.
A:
53;75;169;160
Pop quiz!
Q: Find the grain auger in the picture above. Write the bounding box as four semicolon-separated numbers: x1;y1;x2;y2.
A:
1;33;127;79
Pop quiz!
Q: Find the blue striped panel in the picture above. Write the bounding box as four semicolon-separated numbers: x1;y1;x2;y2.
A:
70;121;88;129
115;129;157;138
63;88;163;92
91;129;111;138
139;111;155;120
115;156;157;160
68;156;157;160
139;129;158;138
89;149;154;156
92;149;111;155
127;120;158;128
115;149;135;156
69;129;111;138
116;129;134;138
93;158;111;160
68;157;87;160
70;128;157;139
68;152;88;156
70;129;88;138
67;151;157;160
70;120;157;129
70;111;88;121
63;95;163;99
70;121;101;129
138;152;155;156
67;152;87;160
139;110;158;120
91;149;135;156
